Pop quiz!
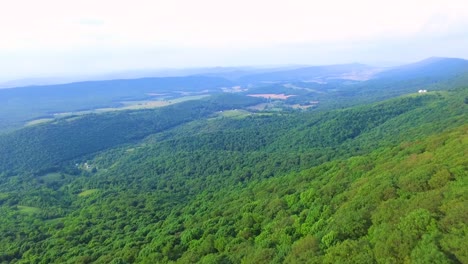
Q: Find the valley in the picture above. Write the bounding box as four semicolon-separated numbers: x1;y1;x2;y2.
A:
0;58;466;263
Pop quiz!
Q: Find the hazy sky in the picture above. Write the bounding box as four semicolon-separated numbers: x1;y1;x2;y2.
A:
1;0;468;81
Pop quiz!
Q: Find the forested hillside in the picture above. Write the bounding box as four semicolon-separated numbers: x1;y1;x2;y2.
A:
2;57;467;134
0;94;263;174
0;76;233;132
0;87;466;263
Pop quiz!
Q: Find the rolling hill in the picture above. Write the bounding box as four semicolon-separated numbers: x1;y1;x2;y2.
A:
375;57;468;80
2;57;467;134
237;63;377;84
0;81;466;263
0;76;233;132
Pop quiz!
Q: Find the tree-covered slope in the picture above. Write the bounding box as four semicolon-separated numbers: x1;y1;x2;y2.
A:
0;76;233;132
0;94;263;174
375;57;468;81
0;87;466;263
351;58;468;104
130;124;467;263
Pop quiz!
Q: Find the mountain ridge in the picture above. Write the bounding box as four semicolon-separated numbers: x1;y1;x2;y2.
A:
0;86;466;263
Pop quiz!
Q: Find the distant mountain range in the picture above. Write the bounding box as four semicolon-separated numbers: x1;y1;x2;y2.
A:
235;57;468;84
236;63;379;83
375;57;468;80
1;57;467;89
0;57;467;133
0;66;299;89
0;61;466;263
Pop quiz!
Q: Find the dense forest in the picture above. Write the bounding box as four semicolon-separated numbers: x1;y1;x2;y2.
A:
0;83;466;263
0;94;263;174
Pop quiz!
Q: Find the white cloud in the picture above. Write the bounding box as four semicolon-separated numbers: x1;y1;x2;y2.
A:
0;0;467;80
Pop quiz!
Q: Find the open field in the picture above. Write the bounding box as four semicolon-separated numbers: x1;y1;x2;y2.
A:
289;104;316;109
60;94;210;114
17;206;41;215
25;118;55;127
119;100;170;109
247;93;296;99
26;95;210;127
217;109;252;119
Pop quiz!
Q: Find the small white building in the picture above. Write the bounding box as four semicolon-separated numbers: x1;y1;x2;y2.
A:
418;89;428;93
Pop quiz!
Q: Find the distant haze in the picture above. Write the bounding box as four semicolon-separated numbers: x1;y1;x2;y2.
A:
1;0;468;82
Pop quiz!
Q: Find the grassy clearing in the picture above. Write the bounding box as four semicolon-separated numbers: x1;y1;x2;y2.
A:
64;116;84;122
96;95;210;112
51;95;211;119
169;95;210;103
255;112;276;116
78;189;99;197
23;95;211;128
289;104;317;110
25;118;54;127
247;93;296;99
120;101;170;110
17;206;41;215
218;109;252;119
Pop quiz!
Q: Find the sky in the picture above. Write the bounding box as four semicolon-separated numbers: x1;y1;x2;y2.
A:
1;0;468;81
